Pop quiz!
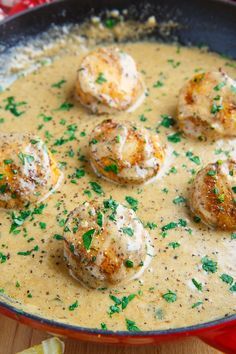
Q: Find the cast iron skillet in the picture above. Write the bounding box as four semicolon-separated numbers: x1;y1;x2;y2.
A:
0;0;236;352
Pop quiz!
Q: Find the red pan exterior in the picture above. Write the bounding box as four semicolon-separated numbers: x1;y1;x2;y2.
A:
0;301;236;352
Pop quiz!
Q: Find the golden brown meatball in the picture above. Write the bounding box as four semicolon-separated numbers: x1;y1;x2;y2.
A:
75;47;145;114
88;119;165;185
63;199;153;289
190;159;236;230
0;133;62;209
177;71;236;139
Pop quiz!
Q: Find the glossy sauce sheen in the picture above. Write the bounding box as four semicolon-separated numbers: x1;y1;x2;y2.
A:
0;42;236;331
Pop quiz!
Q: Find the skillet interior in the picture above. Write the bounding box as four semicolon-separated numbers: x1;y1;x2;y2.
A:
0;0;236;341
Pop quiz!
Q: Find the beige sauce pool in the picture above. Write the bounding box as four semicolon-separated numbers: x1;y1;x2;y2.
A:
0;41;236;331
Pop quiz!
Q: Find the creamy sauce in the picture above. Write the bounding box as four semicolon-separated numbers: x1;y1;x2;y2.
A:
0;41;236;331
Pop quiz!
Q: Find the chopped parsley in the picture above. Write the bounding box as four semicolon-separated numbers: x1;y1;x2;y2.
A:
104;18;118;28
167;59;181;68
161;219;187;232
211;103;223;114
167;132;182;143
3;159;13;165
186;151;201;165
0;252;7;263
18;153;34;165
104;164;119;174
214;82;225;91
69;300;79;311
192;301;203;308
96;211;104;227
139;114;147;122
159;114;175;128
220;273;233;285
173;196;186;205
96;72;107;84
89;181;104;195
82;229;95;250
108;294;136;317
51;79;66;88
100;322;107;330
231;232;236;240
39;222;46;230
230;283;236;292
168;242;180;249
53;234;64;241
146;222;157;230
192;278;202;291
124;259;134;268
4;96;26;117
162;290;177;303
153;80;164;88
201;256;218;273
207;170;217;176
57;102;74;111
121;227;134;236
17;245;39;256
125;196;138;211
125;318;141;332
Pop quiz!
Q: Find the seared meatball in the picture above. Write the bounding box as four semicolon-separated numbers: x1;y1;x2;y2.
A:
75;47;145;114
63;199;153;289
88;119;165;185
177;71;236;139
190;159;236;230
0;133;62;209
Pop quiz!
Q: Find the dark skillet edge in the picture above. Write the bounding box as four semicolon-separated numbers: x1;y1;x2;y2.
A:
0;0;236;338
0;298;235;337
1;0;236;56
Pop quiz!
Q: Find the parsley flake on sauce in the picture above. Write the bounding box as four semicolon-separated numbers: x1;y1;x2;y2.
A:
192;278;203;291
192;301;203;308
159;114;175;128
100;322;108;330
173;196;186;205
201;256;218;273
68;300;79;311
168;242;180;249
0;252;7;263
167;132;182;143
57;102;74;111
51;79;66;88
162;290;177;303
125;196;138;211
220;273;234;285
108;294;136;317
17;245;39;256
125;318;141;332
186;151;201;165
153;80;164;88
4;96;27;117
89;181;104;195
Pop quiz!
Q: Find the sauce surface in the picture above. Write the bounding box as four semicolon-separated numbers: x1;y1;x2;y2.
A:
0;41;236;331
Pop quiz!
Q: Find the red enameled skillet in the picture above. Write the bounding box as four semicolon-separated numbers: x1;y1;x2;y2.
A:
0;0;236;352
